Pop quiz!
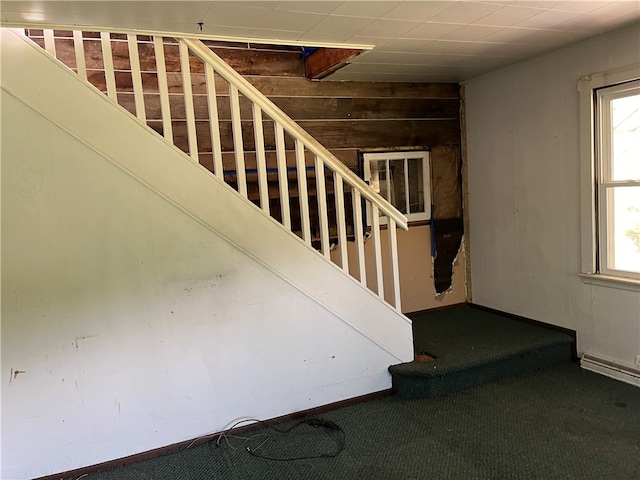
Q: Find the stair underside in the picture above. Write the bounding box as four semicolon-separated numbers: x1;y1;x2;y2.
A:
389;305;574;398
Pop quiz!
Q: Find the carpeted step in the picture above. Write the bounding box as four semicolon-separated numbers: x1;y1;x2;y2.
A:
389;305;575;399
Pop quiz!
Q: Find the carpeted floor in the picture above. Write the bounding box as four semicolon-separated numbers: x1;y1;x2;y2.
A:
76;362;640;480
390;306;575;398
410;305;575;366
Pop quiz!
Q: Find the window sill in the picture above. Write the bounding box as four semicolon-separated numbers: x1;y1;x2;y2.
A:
579;273;640;292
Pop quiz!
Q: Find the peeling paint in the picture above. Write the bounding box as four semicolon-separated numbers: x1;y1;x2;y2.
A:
435;238;464;298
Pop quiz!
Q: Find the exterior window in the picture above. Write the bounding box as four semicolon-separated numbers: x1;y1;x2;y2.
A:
595;80;640;279
363;151;431;225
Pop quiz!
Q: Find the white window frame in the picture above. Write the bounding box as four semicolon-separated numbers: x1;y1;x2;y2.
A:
362;150;431;225
579;63;640;291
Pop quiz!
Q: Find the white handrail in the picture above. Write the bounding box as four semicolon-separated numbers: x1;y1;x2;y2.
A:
181;38;408;231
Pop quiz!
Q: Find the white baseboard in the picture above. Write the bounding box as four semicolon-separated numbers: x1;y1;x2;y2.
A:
580;353;640;387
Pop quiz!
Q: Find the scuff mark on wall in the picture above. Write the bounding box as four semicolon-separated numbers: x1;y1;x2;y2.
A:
9;369;27;383
74;335;98;349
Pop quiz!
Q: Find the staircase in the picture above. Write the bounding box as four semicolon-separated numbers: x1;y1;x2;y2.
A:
20;27;407;310
1;26;419;480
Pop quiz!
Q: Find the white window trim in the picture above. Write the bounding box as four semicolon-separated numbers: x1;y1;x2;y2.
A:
362;150;431;226
578;63;640;290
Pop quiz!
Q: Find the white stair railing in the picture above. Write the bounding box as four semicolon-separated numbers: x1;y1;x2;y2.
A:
21;28;408;311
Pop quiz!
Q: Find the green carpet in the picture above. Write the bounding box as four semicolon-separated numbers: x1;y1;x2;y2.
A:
72;363;640;480
390;305;574;398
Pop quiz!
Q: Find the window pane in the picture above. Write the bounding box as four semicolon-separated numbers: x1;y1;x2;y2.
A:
407;158;425;214
388;159;406;213
609;186;640;273
612;94;640;181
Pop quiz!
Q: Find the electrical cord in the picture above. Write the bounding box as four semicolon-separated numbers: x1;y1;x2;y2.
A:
216;417;345;462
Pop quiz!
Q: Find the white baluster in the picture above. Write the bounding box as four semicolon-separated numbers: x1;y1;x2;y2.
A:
370;204;384;299
179;40;198;162
72;31;87;81
205;63;223;178
351;189;367;285
153;37;173;141
315;156;330;258
100;32;117;101
229;84;247;197
295;139;311;245
127;33;146;123
43;29;56;56
334;173;348;272
275;123;291;229
253;105;270;214
387;218;401;311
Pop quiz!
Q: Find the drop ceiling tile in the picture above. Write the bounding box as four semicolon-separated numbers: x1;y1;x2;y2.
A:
514;9;586;29
557;12;636;33
297;30;355;44
433;54;506;67
402;22;465;40
591;1;640;17
440;24;504;41
327;64;464;82
197;24;264;39
355;18;423;38
352;50;435;65
249;28;307;41
73;14;140;30
202;4;274;29
552;1;613;14
430;2;504;24
354;50;475;67
257;10;324;31
368;52;455;67
138;22;203;35
274;1;341;15
481;26;542;43
419;39;472;54
134;3;215;30
455;41;544;57
378;37;431;52
508;1;565;8
2;10;67;24
346;35;393;47
330;1;401;18
382;1;456;22
0;1;71;14
473;5;545;27
529;28;592;46
218;1;280;9
300;14;376;42
349;62;456;76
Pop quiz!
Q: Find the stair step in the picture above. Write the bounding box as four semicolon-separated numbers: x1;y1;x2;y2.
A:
389;305;574;399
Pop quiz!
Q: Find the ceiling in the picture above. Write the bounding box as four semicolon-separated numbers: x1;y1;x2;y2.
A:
2;1;639;82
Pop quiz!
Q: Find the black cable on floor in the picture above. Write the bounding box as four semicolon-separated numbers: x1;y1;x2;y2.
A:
216;417;345;462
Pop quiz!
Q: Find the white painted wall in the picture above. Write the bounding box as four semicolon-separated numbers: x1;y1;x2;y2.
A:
1;30;412;479
465;23;640;370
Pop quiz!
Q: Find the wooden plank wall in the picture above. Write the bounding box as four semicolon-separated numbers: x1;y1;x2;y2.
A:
29;30;463;292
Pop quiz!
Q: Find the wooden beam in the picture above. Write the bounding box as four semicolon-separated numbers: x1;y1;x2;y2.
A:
304;48;362;80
